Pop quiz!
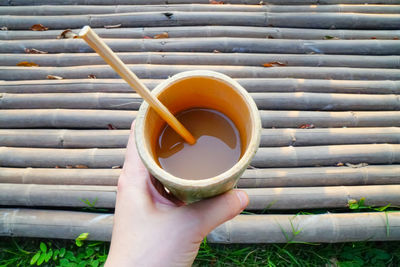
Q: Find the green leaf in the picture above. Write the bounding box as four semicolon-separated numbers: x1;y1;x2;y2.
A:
75;233;89;247
76;240;83;247
53;249;59;261
78;261;87;267
30;252;41;265
65;251;76;262
59;248;66;258
59;258;69;267
375;203;391;212
90;260;99;267
37;252;46;266
324;35;334;39
39;242;47;253
85;248;95;258
45;250;53;262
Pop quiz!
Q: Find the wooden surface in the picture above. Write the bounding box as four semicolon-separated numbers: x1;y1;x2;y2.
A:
0;1;399;243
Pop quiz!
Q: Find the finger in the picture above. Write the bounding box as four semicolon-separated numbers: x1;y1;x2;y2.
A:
180;190;249;238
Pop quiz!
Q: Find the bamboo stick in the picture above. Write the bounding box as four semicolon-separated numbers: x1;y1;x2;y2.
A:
2;53;400;69
1;109;399;129
1;209;398;243
252;144;400;168
0;183;398;209
1;144;399;168
1;92;399;111
1;165;399;187
2;65;400;81
0;168;120;185
1;79;399;95
1;127;398;148
2;38;400;55
2;4;400;15
2;26;399;40
2;0;399;5
1;12;399;30
0;109;136;129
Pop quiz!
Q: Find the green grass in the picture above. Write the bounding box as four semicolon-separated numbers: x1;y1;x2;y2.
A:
1;237;399;267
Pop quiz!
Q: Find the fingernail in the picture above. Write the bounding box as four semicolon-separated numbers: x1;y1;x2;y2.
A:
235;190;249;210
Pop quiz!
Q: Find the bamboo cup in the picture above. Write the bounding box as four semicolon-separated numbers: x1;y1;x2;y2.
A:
79;25;195;145
135;70;261;203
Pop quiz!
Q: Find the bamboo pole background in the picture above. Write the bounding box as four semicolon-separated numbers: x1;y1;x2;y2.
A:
1;165;399;187
3;53;400;69
0;144;399;168
1;12;399;30
1;79;399;95
0;209;398;243
2;38;400;55
1;92;399;111
0;183;398;210
2;65;400;81
2;4;400;15
2;27;399;40
2;0;400;6
1;109;399;129
1;127;399;148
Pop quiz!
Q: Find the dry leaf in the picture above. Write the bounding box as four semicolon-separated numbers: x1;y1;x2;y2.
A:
108;124;117;130
267;35;274;39
57;29;78;39
75;164;89;169
345;163;368;168
47;75;63;80
336;162;344;167
25;48;48;54
1;26;7;31
55;165;60;168
88;74;96;79
262;61;286;67
112;165;121;169
394;37;399;40
213;50;220;53
210;0;224;4
17;61;39;67
154;32;169;39
143;36;152;39
104;24;121;29
370;37;377;39
66;165;73;169
30;24;48;31
299;124;315;129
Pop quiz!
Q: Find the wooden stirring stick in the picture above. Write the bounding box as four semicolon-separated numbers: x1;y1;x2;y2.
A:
79;26;196;145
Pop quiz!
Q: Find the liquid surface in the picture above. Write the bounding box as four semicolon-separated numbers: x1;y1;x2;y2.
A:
156;108;241;180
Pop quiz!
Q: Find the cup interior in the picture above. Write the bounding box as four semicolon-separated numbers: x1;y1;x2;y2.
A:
143;75;254;175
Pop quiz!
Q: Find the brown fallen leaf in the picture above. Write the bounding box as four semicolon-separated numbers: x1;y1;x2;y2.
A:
143;36;152;39
1;26;7;31
66;165;73;169
345;162;368;168
88;74;97;79
210;0;224;3
47;75;63;80
213;50;220;53
17;61;39;67
262;61;287;67
393;37;399;40
55;165;60;168
25;48;48;54
267;35;274;39
299;124;315;129
108;124;117;130
30;24;48;31
112;166;121;169
75;164;89;169
154;32;169;39
336;162;344;167
370;37;377;39
104;24;122;29
57;29;78;39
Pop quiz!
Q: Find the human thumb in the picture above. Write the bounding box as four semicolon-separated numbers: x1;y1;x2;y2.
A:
183;190;249;238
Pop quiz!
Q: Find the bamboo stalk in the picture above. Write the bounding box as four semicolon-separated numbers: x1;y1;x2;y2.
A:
2;53;400;69
2;4;400;15
1;127;398;148
252;144;400;168
1;109;399;129
1;12;399;30
0;144;399;168
2;0;399;5
1;92;399;111
1;79;399;95
0;168;120;185
1;209;398;243
1;26;399;40
2;65;400;81
2;38;400;55
1;165;399;187
0;183;398;209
